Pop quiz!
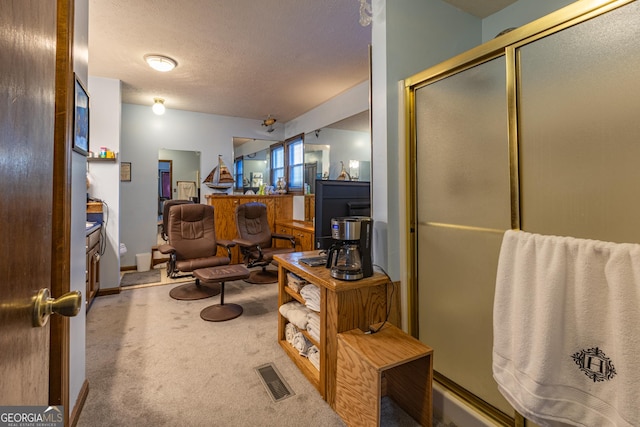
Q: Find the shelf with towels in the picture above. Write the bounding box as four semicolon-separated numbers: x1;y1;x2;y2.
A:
274;251;389;408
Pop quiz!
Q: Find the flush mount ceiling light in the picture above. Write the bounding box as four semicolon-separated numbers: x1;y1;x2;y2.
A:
152;97;166;115
262;115;277;133
144;54;177;72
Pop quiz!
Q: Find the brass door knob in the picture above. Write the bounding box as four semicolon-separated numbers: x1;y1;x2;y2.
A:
32;288;82;327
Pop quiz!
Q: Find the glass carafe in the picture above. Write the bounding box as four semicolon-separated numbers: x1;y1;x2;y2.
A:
331;243;363;281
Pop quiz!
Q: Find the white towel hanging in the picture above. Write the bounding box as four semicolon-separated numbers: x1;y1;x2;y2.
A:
493;230;640;427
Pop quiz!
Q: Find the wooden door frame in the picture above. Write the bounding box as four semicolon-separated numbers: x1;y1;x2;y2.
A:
50;0;76;425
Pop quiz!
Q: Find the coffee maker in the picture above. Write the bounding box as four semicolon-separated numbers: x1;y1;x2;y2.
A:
325;217;373;281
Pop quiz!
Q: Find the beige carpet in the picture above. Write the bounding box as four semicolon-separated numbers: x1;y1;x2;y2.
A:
77;274;421;426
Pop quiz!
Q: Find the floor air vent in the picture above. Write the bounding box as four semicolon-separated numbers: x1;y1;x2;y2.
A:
254;363;295;402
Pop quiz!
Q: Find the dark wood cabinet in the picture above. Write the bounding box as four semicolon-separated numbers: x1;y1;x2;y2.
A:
86;226;101;311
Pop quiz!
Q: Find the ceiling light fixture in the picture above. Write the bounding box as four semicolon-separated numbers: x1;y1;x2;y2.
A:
262;115;277;133
144;54;177;72
152;97;166;115
358;0;372;26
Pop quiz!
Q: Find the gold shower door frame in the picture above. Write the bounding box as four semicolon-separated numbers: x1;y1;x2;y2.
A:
403;0;636;425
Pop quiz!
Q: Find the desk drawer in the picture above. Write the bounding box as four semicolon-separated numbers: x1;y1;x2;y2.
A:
86;228;101;249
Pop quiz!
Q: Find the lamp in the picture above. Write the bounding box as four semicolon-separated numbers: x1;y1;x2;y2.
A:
144;54;177;72
358;0;372;26
152;98;166;115
262;116;277;133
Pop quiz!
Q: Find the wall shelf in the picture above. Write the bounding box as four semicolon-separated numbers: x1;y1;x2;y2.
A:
87;156;117;162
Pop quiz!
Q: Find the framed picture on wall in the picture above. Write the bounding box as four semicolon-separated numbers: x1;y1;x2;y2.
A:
120;162;131;182
73;74;90;156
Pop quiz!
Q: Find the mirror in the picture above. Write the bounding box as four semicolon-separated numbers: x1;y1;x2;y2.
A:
303;110;371;194
232;138;276;194
157;148;201;218
232;110;370;196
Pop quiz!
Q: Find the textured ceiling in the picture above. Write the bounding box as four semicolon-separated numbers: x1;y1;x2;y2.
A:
442;0;517;18
88;0;516;123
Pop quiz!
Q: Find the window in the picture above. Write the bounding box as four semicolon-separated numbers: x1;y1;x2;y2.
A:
234;156;243;191
286;135;304;192
270;143;284;187
269;134;305;193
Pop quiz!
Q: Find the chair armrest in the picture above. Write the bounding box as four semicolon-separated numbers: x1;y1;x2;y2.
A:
233;238;258;248
272;233;296;247
217;239;236;249
216;239;236;260
157;244;175;254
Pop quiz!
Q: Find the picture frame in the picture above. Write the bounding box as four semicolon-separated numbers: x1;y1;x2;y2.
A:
73;74;90;156
120;162;131;182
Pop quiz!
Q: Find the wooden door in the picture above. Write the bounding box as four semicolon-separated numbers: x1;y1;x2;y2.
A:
0;0;60;406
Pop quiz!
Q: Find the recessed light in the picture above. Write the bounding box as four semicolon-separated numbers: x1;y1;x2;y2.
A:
144;54;177;72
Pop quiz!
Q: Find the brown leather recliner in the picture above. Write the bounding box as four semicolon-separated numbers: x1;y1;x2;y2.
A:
159;204;235;300
234;202;295;284
160;199;193;241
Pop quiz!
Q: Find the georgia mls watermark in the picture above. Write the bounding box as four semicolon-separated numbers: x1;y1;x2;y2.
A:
0;406;63;427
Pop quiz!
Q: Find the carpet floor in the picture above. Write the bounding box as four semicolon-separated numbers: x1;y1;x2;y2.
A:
77;277;421;426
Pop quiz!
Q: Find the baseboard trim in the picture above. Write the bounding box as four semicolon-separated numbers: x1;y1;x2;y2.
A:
120;265;137;271
69;379;89;427
97;287;121;297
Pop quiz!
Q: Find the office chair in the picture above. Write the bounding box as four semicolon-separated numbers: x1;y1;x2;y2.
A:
234;202;296;284
161;199;194;241
159;204;235;300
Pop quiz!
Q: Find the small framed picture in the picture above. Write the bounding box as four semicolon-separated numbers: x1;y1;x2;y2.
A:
120;162;131;182
73;74;90;156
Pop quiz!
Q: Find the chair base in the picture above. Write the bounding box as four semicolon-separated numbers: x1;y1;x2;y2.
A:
244;269;278;284
200;303;243;322
169;281;221;300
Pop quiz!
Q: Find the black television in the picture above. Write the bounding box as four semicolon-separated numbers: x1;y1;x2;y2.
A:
314;180;371;250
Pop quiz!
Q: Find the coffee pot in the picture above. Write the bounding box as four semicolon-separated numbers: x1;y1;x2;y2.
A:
325;217;373;281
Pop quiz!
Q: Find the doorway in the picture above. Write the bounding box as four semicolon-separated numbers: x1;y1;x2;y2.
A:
158;159;172;219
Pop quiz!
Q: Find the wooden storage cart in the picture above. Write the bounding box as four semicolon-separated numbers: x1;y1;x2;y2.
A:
274;251;389;407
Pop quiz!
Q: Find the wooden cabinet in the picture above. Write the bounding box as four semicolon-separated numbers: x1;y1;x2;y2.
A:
304;195;315;222
335;324;433;426
86;225;101;311
274;251;389;408
206;194;293;263
274;220;314;251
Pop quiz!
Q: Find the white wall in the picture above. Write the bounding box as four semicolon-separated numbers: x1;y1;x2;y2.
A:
70;0;89;414
118;105;283;269
284;81;369;139
307;127;370;179
87;77;121;289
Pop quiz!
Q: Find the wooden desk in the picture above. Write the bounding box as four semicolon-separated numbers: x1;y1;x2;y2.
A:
335;323;433;426
274;251;390;407
274;219;314;251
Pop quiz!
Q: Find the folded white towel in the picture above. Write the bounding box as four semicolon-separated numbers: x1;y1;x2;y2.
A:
287;272;306;293
279;301;312;330
307;345;320;371
292;331;312;356
493;230;640;427
300;284;321;311
306;312;320;342
285;322;299;344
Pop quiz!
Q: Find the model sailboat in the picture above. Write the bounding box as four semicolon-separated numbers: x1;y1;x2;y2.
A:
203;155;234;190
